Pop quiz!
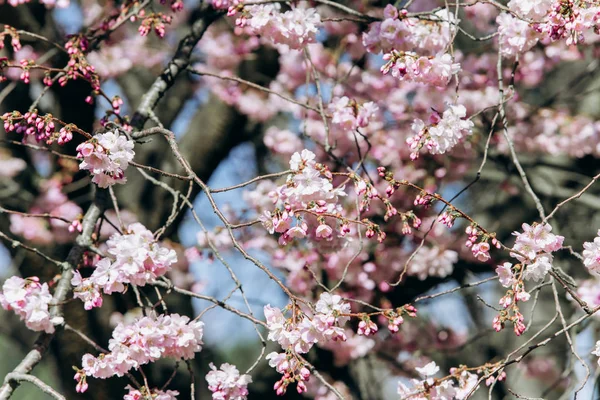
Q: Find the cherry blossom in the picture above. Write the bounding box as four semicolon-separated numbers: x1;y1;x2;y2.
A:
0;276;63;333
508;0;553;20
407;104;474;159
497;13;541;57
328;96;379;131
381;51;460;87
511;222;564;281
206;363;252;400
72;222;177;309
76;130;135;188
583;229;600;273
592;340;600;366
237;5;322;50
76;314;204;388
124;386;179;400
363;6;456;55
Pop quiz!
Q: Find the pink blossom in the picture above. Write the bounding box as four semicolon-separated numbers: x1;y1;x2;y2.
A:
357;319;378;336
206;363;252;400
508;0;552;20
583;229;600;273
496;262;515;287
407;104;474;159
289;149;316;171
315;224;333;239
77;130;135;188
0;276;63;333
78;314;204;381
124;386;179;400
497;13;540;57
511;222;563;281
240;5;321;50
382;51;460;87
72;223;177;309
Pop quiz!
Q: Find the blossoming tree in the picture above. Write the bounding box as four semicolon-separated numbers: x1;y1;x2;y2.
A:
1;0;600;399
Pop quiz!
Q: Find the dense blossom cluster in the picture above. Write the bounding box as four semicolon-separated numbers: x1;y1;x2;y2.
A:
496;13;541;57
362;6;456;55
264;293;351;394
583;229;600;273
123;386;179;400
397;362;480;400
381;51;460;87
72;223;177;310
75;314;204;390
258;149;372;245
535;1;600;45
235;5;321;50
0;276;63;333
490;223;564;335
506;109;600;157
510;223;564;282
406;245;458;280
76;130;135;188
328;97;378;131
206;363;252;400
508;0;553;20
407;104;474;159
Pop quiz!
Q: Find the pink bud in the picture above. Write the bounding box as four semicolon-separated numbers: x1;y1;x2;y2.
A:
296;381;307;394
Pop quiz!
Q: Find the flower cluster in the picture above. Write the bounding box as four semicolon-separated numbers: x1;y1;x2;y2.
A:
464;225;502;262
381;51;460;87
397;361;479;400
75;314;204;391
328;97;379;131
489;223;563;336
535;1;600;45
496;13;540;57
493;262;531;336
362;5;455;55
259;149;356;245
592;340;600;367
406;104;474;160
206;363;252;400
263;127;303;157
583;229;600;273
0;276;63;333
76;130;135;188
508;0;552;20
510;222;564;282
575;277;600;310
264;293;350;394
236;5;321;50
61;35;100;92
124;386;179;400
266;294;350;353
72;223;177;310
